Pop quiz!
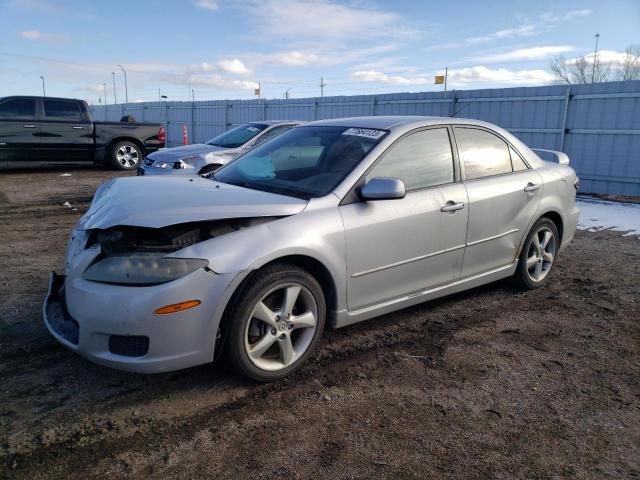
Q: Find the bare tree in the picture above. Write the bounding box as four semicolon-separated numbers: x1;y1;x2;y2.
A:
550;54;611;84
616;45;640;81
551;45;640;84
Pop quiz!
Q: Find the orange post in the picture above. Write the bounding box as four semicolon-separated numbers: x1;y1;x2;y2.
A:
182;125;188;145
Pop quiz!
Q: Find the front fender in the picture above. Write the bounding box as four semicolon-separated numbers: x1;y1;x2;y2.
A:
173;207;348;309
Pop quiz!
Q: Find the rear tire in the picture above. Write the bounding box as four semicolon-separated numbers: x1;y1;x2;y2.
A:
513;217;559;290
109;140;142;170
226;263;326;382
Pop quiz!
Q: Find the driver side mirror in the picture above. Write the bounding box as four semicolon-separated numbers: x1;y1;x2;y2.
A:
360;177;406;201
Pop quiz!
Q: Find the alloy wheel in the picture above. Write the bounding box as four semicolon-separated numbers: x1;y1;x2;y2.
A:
116;145;139;168
244;283;318;371
526;226;556;282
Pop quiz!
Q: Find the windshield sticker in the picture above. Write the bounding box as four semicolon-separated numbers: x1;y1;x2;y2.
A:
342;128;386;139
247;126;260;132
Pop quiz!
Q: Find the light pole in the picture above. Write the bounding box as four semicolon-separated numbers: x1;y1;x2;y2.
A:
117;64;128;103
191;89;195;102
111;72;117;104
592;33;600;84
39;75;46;96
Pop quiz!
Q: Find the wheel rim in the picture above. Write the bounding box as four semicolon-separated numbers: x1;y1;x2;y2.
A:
116;145;139;168
526;226;556;282
244;283;318;372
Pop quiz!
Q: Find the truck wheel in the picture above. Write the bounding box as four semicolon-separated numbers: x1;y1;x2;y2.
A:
110;141;142;170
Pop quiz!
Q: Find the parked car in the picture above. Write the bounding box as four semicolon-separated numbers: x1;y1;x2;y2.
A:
0;96;165;170
44;116;580;382
137;120;302;177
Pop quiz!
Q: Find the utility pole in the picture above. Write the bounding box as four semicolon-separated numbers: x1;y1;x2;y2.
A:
320;77;327;97
111;72;117;104
191;89;195;102
444;67;448;92
39;75;46;96
102;83;107;105
117;64;128;103
592;33;600;84
285;88;291;100
158;88;161;102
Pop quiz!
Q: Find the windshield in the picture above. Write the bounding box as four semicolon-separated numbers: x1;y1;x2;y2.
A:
213;126;388;199
206;123;268;148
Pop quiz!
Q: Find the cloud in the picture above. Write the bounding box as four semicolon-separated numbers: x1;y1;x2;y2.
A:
268;51;326;66
194;0;217;10
350;70;430;85
351;66;556;87
243;0;418;46
217;58;250;75
189;74;258;90
567;50;639;66
466;9;592;45
447;66;555;86
19;30;70;43
468;24;538;44
471;46;574;63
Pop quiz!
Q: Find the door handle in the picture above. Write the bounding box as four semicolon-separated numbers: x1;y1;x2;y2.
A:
23;124;36;129
72;126;84;129
441;201;465;213
524;182;540;193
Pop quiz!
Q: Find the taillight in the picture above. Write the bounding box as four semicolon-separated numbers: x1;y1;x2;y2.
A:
158;126;166;144
574;177;580;190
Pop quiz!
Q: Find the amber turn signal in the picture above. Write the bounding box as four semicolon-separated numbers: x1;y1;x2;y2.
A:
154;300;201;315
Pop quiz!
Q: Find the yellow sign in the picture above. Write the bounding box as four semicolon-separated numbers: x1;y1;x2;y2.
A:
434;75;445;85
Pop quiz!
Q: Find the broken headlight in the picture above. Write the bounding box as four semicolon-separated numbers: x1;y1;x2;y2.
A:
83;254;208;286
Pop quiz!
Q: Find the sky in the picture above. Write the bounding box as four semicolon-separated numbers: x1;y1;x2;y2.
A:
0;0;639;103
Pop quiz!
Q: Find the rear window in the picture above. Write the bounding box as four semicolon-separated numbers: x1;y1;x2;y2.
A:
43;99;83;121
206;123;268;148
455;127;513;180
0;98;36;120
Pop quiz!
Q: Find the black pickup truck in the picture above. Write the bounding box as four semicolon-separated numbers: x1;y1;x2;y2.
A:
0;96;165;170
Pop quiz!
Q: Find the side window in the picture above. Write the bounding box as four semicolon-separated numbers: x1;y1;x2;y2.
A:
455;127;512;180
252;125;294;147
509;146;529;171
367;128;454;190
43;100;82;121
0;98;36;120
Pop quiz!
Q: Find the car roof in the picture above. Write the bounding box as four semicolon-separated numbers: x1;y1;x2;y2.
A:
249;120;306;126
1;95;85;102
304;115;497;131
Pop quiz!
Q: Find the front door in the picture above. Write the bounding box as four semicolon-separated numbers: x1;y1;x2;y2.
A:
39;98;93;162
0;97;40;163
453;126;543;278
340;127;468;311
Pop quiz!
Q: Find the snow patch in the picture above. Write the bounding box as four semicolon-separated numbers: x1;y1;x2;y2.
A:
576;196;640;238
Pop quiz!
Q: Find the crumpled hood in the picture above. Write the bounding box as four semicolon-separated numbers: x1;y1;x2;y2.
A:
78;176;308;230
147;143;233;162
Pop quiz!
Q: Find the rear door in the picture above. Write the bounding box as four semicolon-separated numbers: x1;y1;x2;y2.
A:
0;97;39;162
40;99;93;162
340;126;468;311
453;126;542;278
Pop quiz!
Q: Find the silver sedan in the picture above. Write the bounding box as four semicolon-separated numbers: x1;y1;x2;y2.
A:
138;120;303;177
45;116;580;382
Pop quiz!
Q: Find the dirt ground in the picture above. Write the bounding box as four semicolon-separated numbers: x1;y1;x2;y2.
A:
0;167;638;480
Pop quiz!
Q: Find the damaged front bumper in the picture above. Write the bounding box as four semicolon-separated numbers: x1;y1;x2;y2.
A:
43;268;242;373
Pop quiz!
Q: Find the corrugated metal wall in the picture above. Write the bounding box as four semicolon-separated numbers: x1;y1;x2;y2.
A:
92;80;640;195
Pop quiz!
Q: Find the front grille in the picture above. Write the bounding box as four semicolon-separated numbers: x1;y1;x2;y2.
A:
108;335;149;357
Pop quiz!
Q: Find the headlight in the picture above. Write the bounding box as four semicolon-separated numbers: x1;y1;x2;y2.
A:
83;254;208;286
155;161;168;168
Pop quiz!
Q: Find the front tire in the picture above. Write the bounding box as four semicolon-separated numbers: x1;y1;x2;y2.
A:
513;217;559;290
109;140;142;170
226;263;326;382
